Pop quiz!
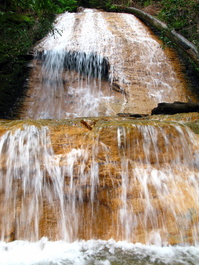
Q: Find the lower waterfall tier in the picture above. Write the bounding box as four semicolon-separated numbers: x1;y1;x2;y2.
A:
1;114;199;245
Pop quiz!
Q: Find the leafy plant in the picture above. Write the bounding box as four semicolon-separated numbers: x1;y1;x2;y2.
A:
0;0;57;117
158;0;199;48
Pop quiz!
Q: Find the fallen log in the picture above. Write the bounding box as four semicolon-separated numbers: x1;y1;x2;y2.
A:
151;101;199;115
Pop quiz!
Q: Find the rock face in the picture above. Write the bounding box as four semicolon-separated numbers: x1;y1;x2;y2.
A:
152;101;199;115
19;10;195;119
113;5;199;68
1;115;199;245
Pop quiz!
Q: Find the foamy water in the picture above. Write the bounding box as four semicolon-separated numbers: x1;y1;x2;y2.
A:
1;238;199;265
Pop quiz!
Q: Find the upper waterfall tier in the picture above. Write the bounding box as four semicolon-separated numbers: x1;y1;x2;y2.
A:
19;9;195;119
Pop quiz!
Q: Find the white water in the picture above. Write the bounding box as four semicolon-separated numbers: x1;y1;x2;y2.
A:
117;123;199;244
0;122;199;263
1;121;199;244
1;238;199;265
2;8;199;265
20;9;190;119
0;125;68;241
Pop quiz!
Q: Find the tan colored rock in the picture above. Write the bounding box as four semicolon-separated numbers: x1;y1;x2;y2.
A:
0;115;199;244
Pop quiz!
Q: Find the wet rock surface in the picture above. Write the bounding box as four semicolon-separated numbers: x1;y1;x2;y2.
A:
0;115;199;244
19;9;196;119
2;9;199;247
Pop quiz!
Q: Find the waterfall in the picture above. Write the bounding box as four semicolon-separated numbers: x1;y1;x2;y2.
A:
19;9;193;119
1;118;199;246
1;8;199;265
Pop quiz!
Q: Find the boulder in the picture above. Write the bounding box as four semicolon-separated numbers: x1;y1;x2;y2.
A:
77;6;84;12
151;101;199;115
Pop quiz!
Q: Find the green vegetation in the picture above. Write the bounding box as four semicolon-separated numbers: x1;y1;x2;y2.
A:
0;0;198;117
1;0;78;14
100;0;199;49
0;0;78;118
158;0;199;49
76;0;198;49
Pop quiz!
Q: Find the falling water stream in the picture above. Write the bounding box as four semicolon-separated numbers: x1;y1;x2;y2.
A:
1;8;199;265
19;9;194;119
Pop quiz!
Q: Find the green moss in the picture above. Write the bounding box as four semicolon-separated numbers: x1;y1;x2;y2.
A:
185;122;199;134
0;0;78;118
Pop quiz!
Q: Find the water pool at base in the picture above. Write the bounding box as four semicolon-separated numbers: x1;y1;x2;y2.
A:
0;239;199;265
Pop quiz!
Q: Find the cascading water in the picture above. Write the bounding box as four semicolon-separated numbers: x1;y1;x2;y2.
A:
19;9;194;119
1;117;199;264
1;8;199;265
